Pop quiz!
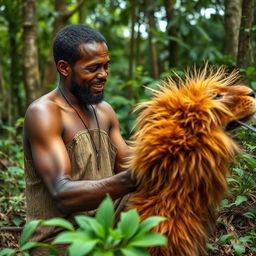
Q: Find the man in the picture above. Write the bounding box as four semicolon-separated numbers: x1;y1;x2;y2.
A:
23;24;135;255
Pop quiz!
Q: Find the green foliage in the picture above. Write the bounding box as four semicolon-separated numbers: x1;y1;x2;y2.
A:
0;195;167;256
217;126;256;255
106;66;157;138
0;119;25;227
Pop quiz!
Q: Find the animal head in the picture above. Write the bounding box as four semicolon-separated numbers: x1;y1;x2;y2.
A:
127;66;256;256
129;66;256;185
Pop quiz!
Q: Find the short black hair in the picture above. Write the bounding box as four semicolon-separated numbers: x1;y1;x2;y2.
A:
53;24;107;66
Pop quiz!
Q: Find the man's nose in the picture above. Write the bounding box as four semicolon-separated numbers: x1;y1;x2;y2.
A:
97;69;108;79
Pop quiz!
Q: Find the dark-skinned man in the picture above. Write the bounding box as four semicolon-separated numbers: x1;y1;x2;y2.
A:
23;24;136;255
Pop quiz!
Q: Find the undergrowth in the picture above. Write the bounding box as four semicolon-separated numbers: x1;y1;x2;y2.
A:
0;122;256;255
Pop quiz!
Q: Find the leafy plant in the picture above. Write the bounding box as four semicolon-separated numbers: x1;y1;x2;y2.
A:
0;120;25;227
0;195;167;256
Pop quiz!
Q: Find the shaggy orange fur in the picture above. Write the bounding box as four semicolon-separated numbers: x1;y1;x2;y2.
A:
127;66;256;256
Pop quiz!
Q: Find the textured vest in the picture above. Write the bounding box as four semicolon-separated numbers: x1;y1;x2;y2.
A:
25;129;127;255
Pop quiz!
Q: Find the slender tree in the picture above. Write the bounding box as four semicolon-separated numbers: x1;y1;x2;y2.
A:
128;0;137;81
145;0;160;79
0;62;6;123
236;0;254;68
135;11;142;67
164;0;178;67
78;0;85;24
22;0;40;106
0;0;23;125
42;0;85;91
224;0;242;60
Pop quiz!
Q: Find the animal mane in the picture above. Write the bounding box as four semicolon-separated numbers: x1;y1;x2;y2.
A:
127;66;245;256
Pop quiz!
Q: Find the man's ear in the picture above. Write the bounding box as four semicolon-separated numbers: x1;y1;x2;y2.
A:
57;60;71;77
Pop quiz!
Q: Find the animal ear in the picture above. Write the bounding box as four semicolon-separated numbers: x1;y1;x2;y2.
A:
57;60;71;77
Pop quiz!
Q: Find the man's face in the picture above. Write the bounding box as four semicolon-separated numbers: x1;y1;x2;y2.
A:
70;42;110;105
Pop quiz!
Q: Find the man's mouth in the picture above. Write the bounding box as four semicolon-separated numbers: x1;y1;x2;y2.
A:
91;83;104;93
90;80;106;93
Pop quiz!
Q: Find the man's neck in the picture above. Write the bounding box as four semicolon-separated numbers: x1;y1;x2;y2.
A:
58;84;89;110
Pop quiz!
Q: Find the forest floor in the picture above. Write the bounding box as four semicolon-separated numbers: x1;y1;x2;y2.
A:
0;130;256;255
0;197;255;255
209;201;256;256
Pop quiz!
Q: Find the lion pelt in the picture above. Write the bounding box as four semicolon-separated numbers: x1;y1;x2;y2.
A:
127;66;256;256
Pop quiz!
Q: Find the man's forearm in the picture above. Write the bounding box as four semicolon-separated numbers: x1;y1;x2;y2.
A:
52;170;135;213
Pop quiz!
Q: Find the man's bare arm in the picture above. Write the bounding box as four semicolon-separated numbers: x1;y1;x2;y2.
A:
24;102;135;214
102;102;130;173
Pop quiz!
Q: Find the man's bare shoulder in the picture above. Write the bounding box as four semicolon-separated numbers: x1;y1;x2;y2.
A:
24;90;62;133
97;100;115;114
96;101;120;130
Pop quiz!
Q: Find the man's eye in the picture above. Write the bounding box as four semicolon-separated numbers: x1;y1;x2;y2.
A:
86;67;98;72
214;94;224;100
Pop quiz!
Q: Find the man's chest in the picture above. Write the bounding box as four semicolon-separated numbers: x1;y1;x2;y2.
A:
61;107;111;145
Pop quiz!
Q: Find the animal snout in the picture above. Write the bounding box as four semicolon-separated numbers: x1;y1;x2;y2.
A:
248;91;255;98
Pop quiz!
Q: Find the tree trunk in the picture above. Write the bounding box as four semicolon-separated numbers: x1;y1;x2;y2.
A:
128;0;137;81
146;0;160;79
164;0;178;67
22;0;40;106
42;0;85;92
236;0;254;68
78;0;85;24
136;15;141;67
0;62;6;123
224;0;242;60
9;20;23;117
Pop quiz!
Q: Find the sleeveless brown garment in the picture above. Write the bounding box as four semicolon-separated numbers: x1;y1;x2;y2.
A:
24;129;128;255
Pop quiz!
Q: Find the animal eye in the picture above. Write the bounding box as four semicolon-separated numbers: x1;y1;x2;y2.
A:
214;94;224;100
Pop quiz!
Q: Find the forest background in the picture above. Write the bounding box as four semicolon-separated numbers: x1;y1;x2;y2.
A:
0;0;256;255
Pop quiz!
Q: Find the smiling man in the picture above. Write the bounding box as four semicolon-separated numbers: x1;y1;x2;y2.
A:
23;24;135;255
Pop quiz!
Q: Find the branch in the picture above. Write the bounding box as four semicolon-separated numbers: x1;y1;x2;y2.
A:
64;0;85;19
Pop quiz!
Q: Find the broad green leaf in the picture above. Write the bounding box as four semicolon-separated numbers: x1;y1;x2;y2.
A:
120;246;150;256
67;240;98;256
75;215;93;230
0;248;16;256
20;242;57;252
252;246;256;251
52;231;90;244
243;212;255;219
20;219;42;245
118;209;139;239
239;236;252;243
206;243;217;251
89;219;106;239
226;178;237;183
109;96;132;106
232;244;245;256
235;195;248;206
1;125;16;134
12;217;22;226
218;234;235;245
129;232;167;247
241;153;256;169
108;228;123;241
96;195;114;233
92;251;114;256
21;252;30;256
43;218;74;231
139;216;166;233
232;168;244;176
221;199;231;208
7;166;24;174
195;26;211;42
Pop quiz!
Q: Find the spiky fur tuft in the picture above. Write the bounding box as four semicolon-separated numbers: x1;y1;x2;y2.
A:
127;66;256;256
